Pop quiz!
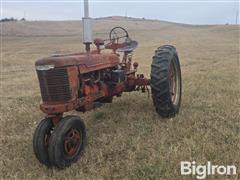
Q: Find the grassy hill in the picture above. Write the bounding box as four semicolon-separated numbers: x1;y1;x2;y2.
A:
1;17;239;179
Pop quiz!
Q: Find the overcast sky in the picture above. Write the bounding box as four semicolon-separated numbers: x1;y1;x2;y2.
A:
1;0;239;24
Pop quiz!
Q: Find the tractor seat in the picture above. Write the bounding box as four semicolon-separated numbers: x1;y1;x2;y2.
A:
116;40;138;53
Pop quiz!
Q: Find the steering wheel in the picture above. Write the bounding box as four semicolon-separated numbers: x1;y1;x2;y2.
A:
109;26;129;44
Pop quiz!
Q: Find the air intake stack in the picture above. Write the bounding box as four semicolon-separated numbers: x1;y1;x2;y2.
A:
82;0;92;52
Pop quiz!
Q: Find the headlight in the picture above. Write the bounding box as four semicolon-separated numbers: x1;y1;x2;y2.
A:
36;64;54;71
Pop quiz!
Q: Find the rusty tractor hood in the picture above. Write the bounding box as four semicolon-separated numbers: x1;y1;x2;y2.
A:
35;52;120;74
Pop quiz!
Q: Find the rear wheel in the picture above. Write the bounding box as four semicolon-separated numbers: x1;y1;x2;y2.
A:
48;116;86;168
150;45;182;118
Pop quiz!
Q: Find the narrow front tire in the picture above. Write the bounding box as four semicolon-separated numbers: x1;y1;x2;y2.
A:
33;118;53;166
48;116;86;168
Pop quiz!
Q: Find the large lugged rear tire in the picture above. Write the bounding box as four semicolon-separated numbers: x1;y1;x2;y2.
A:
150;45;182;118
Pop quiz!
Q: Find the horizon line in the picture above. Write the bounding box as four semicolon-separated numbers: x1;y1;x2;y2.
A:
1;15;239;25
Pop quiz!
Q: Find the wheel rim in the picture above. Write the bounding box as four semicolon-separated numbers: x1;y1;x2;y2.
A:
64;128;82;158
169;61;180;106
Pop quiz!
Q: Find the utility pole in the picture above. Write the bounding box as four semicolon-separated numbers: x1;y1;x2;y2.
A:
236;10;239;24
24;11;26;20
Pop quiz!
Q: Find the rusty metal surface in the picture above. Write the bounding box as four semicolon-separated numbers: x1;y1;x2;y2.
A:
40;72;150;114
40;99;78;114
35;27;151;117
37;68;71;102
35;52;120;74
93;38;104;45
127;75;150;86
64;128;82;158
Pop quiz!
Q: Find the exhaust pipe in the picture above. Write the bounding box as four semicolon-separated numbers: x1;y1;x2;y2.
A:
82;0;92;52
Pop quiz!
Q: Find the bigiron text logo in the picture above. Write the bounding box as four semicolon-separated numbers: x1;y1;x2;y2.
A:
180;161;237;179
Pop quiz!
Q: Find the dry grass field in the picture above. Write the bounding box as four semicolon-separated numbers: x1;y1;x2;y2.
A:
0;17;239;179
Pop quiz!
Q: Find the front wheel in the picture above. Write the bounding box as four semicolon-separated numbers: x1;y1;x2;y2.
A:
48;116;86;168
150;45;182;118
33;118;53;166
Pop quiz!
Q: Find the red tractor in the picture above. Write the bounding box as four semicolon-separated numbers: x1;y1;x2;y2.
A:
33;0;182;168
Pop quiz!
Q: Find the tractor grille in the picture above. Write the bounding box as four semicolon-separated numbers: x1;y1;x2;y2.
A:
37;68;71;102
